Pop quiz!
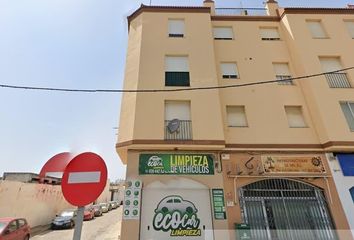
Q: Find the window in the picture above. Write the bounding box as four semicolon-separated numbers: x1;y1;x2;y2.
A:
285;106;307;128
221;63;239;79
319;57;351;88
340;102;354;131
344;21;354;39
260;27;280;40
273;63;293;85
350;187;354;203
165;101;192;140
174;199;181;203
168;19;184;38
165;56;190;86
307;20;327;38
227;106;248;127
17;219;26;228
213;27;233;40
8;221;17;232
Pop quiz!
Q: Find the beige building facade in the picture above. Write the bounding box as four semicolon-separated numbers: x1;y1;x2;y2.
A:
116;1;354;239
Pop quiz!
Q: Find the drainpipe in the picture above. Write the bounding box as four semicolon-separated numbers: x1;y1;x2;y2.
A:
265;0;279;16
203;0;215;15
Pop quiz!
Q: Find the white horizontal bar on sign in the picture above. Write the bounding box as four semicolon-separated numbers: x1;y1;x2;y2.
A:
68;171;101;184
45;172;63;178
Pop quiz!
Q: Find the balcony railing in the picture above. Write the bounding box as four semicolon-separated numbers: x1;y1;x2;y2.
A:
276;75;294;85
325;72;351;88
215;8;267;16
164;120;192;140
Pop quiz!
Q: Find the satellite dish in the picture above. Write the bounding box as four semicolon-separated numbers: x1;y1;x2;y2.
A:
167;119;180;133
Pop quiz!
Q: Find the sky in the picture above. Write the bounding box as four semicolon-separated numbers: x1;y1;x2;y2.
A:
0;0;350;180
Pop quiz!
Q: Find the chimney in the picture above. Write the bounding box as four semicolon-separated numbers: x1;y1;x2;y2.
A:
203;0;215;15
265;0;279;16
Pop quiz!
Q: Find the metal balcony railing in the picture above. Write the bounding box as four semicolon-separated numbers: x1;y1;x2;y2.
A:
215;8;267;16
276;75;294;85
325;72;351;88
164;120;192;140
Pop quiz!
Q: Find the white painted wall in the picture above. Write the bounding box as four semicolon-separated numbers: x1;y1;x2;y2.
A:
327;154;354;237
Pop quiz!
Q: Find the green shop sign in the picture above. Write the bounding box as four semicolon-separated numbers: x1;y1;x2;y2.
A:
139;154;214;175
212;189;227;220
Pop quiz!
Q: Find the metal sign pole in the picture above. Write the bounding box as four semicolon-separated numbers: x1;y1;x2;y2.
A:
73;206;84;240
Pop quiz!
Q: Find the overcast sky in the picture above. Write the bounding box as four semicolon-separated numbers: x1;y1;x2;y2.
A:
0;0;350;180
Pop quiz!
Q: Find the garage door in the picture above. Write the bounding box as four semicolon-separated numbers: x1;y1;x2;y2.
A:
140;180;214;240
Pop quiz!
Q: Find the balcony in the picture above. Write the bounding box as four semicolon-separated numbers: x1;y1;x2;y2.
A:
164;120;192;140
276;75;294;85
325;73;351;88
214;8;267;16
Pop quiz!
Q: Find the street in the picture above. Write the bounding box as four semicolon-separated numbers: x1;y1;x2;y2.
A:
32;207;122;240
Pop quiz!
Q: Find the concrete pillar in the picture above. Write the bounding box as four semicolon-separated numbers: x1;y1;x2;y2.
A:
203;0;215;15
265;0;279;16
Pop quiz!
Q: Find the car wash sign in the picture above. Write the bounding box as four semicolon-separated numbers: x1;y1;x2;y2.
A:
139;154;214;175
153;195;201;237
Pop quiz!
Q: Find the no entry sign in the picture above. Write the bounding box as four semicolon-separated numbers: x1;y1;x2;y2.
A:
39;152;73;180
61;152;108;206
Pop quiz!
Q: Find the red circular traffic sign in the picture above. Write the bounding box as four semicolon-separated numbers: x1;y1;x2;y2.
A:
39;152;73;181
61;152;108;206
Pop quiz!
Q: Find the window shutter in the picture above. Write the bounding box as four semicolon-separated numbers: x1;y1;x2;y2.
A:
169;20;184;36
221;63;239;78
319;58;342;72
213;27;233;39
307;21;327;38
227;106;248;127
273;63;290;76
260;28;280;39
285;106;307;128
165;57;189;72
345;21;354;38
165;101;191;120
340;102;354;131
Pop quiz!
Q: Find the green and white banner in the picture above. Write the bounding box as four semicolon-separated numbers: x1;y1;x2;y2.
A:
139;154;215;175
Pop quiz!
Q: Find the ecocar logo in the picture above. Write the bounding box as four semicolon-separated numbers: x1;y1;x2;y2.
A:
153;195;201;237
147;156;163;167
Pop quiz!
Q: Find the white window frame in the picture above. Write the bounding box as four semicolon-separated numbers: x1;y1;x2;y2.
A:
213;27;234;40
284;106;307;128
306;20;328;39
226;106;248;127
259;27;280;41
221;63;239;79
168;19;185;38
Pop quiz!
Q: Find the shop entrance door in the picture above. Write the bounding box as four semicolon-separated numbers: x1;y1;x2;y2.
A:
140;179;214;240
239;179;337;240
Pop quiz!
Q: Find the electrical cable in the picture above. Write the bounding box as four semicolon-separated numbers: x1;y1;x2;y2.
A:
0;67;353;93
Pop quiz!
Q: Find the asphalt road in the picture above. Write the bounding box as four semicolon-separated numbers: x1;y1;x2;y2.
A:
32;207;122;240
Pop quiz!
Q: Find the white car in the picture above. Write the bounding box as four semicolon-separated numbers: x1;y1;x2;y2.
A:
155;196;197;214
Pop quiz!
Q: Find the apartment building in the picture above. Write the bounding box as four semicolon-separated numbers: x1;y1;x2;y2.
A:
116;1;354;239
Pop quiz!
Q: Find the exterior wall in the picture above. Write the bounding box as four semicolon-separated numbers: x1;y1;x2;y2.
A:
117;4;354;240
95;179;111;203
0;180;73;228
328;154;354;237
281;13;354;144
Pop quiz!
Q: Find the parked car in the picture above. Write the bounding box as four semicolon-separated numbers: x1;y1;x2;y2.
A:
83;207;95;221
0;218;30;240
51;209;77;229
92;205;103;217
108;201;118;209
99;203;109;213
